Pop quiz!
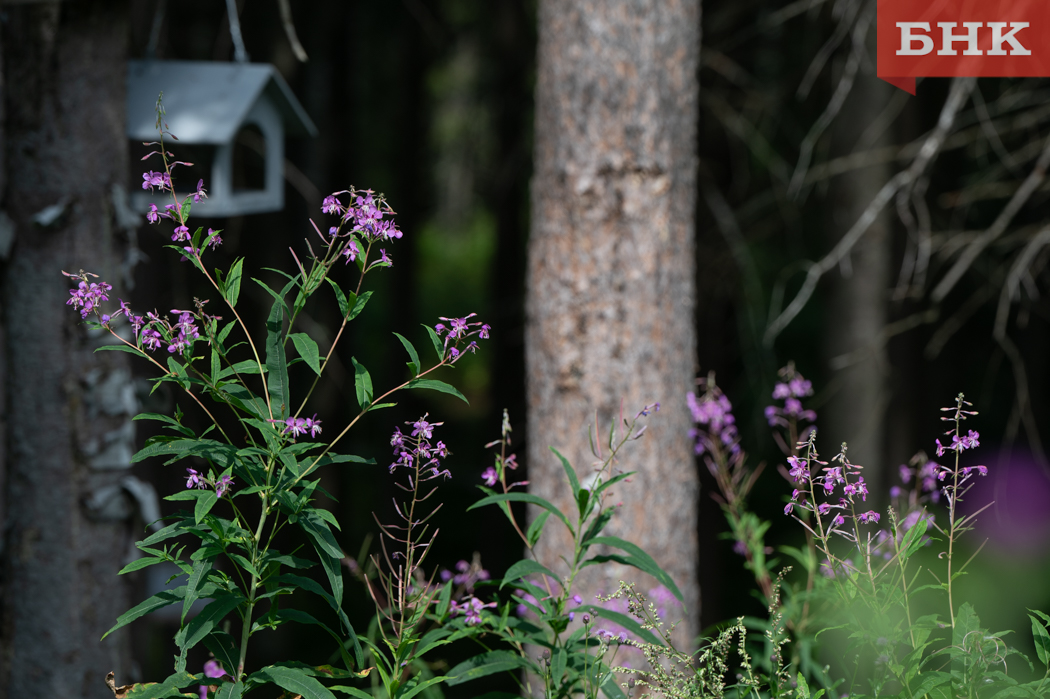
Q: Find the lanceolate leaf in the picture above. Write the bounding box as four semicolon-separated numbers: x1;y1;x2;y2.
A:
446;650;531;686
289;333;322;376
266;300;290;418
176;592;244;651
404;378;467;404
324;277;349;317
225;258;244;308
182;559;212;623
500;559;559;590
392;332;420;376
468;492;572;532
352;358;372;408
253;665;337;699
584;536;684;603
347;290;372;322
102;589;181;639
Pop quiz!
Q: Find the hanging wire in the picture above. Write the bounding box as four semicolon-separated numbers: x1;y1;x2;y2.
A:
145;0;167;59
225;0;249;63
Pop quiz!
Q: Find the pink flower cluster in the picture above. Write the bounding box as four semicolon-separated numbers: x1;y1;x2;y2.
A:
434;313;490;362
389;415;451;480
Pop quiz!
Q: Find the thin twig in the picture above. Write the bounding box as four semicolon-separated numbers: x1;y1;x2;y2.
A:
932;130;1050;302
764;77;975;345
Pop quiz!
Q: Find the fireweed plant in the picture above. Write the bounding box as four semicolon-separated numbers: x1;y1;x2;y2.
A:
650;372;1050;699
79;100;493;699
435;403;689;699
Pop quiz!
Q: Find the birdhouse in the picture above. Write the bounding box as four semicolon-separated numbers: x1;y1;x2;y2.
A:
127;60;317;218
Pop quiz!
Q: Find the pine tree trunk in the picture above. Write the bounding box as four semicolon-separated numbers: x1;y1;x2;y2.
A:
0;3;137;696
824;65;892;499
526;0;701;650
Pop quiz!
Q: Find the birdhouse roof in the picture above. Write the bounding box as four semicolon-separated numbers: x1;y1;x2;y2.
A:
127;60;318;145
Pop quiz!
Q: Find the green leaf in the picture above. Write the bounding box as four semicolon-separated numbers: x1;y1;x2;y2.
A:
119;555;168;575
210;345;221;383
215;681;244;699
290;333;322;376
347;290;372;321
577;605;664;646
500;559;559;589
102;590;180;639
445;650;531;686
796;672;810;699
182;559;212;623
133;412;195;437
352;358;373;408
1030;612;1050;666
423;324;444;362
254;665;337;699
203;630;239;671
300;509;345;560
600;671;626;699
526;511;550;549
330;686;373;699
468;493;572;532
223;258;244;308
95;343;148;358
397;675;447;699
194;491;218;524
177;592;244;651
266;300;290;418
325;277;349;317
550;448;582;501
898;514;930;562
403;378;467;404
393;332;420;376
584;536;684;604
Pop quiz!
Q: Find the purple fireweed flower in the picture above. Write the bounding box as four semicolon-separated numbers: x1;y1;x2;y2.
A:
573;595;583;605
818;502;832;515
141;327;163;351
832;514;846;527
142;170;171;191
481;466;498;486
192;179;208;203
379;248;392;265
206;228;222;249
479;324;491;339
322;194;342;215
268;413;306;436
171;225;190;243
342;239;360;263
450;596;495;625
215;474;234;498
412;416;435;439
784;502;794;515
186;468;205;489
787;456;809;483
303;414;322;438
858;510;880;524
147;203;161;224
66;278;113;319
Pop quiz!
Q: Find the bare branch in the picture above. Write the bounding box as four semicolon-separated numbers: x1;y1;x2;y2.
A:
763;77;976;345
788;6;871;198
278;0;309;62
931;129;1050;303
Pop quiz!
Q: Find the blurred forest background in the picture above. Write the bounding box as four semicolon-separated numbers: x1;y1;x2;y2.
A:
3;0;1050;696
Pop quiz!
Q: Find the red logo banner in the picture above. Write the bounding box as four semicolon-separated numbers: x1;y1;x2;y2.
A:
877;0;1050;94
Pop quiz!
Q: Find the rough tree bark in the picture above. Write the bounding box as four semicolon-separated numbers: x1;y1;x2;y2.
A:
526;0;701;648
0;3;139;697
